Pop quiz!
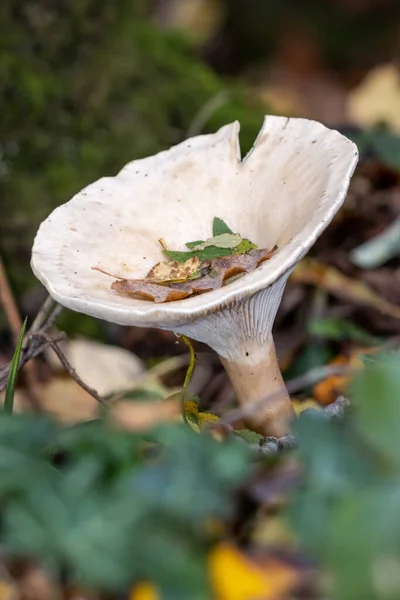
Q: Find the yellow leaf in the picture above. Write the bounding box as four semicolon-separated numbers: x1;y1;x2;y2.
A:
198;410;220;428
348;64;400;133
146;256;201;283
209;543;297;600
184;399;199;416
130;582;159;600
291;398;322;415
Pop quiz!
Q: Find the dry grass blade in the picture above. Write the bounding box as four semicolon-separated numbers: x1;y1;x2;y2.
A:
292;259;400;319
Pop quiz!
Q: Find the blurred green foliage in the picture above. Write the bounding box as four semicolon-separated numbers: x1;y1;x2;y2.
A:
347;128;400;169
0;0;264;294
290;352;400;600
0;414;250;596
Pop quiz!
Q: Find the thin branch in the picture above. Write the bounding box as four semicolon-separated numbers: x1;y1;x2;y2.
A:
0;332;67;391
25;295;56;341
34;332;106;405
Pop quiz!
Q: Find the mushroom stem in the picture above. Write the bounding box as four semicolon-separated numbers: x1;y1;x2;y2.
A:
220;336;294;437
171;272;295;437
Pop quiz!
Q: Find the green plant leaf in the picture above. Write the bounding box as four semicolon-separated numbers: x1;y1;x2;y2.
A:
163;247;232;263
308;317;382;345
233;239;258;255
213;217;233;236
351;352;400;462
234;429;264;444
189;233;242;251
186;240;204;249
4;317;27;414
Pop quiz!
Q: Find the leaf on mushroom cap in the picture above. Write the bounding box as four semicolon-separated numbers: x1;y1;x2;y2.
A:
146;256;201;283
163;246;233;263
212;217;234;236
111;280;193;303
110;247;278;303
189;233;243;251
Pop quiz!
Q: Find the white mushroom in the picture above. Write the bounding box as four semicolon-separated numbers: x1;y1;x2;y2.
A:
31;116;358;437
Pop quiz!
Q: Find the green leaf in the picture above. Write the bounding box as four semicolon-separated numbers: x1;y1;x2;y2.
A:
189;233;242;251
351;352;400;462
234;429;264;444
308;317;382;345
163;247;232;263
327;483;400;600
4;317;27;414
186;240;204;249
348;129;400;169
233;239;258;255
213;217;233;236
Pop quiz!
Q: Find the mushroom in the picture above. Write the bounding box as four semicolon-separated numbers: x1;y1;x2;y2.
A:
31;116;358;437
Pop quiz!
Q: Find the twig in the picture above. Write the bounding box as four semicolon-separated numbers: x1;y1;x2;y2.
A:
25;295;59;341
0;332;67;391
34;332;106;405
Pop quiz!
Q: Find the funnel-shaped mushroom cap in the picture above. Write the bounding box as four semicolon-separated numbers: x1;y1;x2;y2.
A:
32;116;358;330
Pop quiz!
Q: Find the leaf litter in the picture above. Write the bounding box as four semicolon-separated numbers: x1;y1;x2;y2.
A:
93;217;278;303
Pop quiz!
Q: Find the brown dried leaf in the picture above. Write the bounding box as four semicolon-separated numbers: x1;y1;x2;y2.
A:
146;256;201;283
111;279;193;303
170;273;223;293
213;246;278;281
110;397;181;432
111;246;278;303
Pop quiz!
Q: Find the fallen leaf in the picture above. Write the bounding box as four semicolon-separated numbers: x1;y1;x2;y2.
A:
111;279;193;302
186;239;206;249
184;399;221;433
292;259;400;320
146;256;201;283
41;377;102;422
213;216;234;236
163;246;232;263
292;398;322;415
213;247;278;282
130;583;159;600
235;429;264;444
112;248;278;302
312;350;371;405
110;397;181;432
233;239;258;255
190;233;243;251
348;64;400;133
0;580;17;600
197;410;220;428
45;338;145;396
209;543;297;600
18;566;60;600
